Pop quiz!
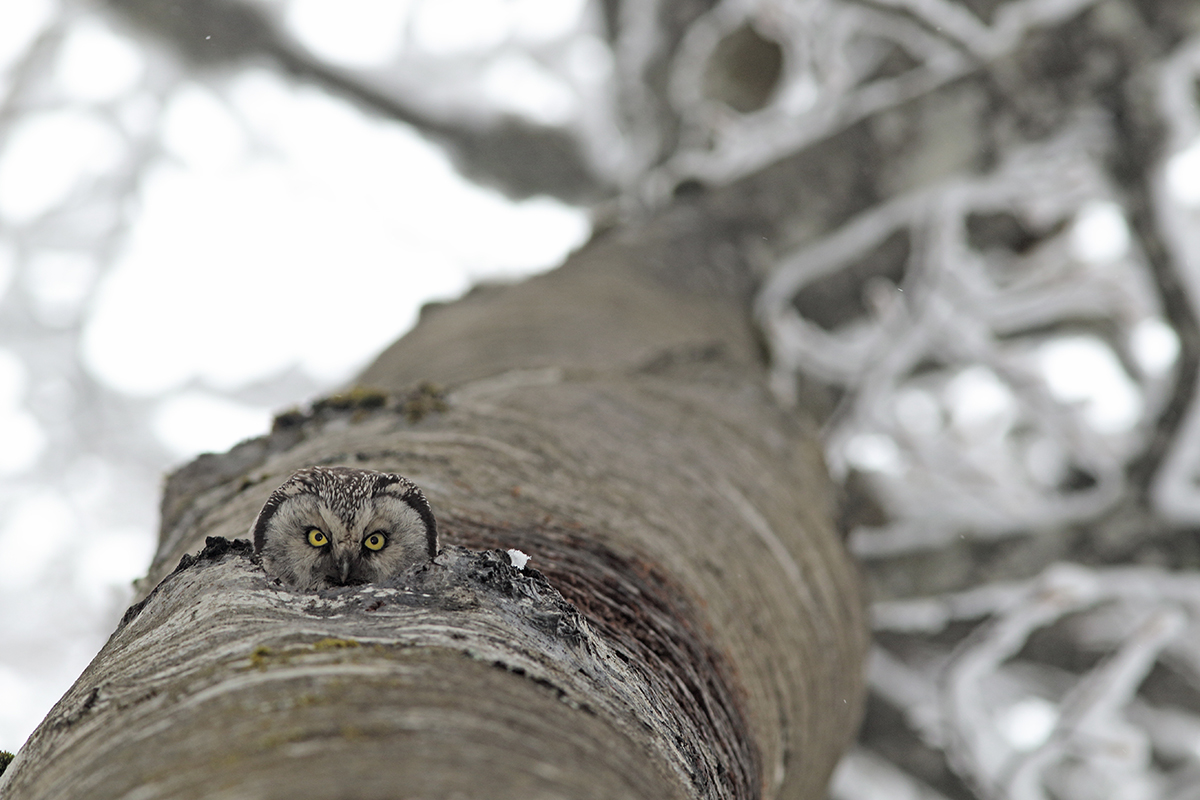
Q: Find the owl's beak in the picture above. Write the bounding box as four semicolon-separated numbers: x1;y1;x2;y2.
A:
337;554;352;584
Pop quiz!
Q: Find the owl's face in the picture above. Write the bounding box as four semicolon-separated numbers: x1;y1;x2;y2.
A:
251;466;438;591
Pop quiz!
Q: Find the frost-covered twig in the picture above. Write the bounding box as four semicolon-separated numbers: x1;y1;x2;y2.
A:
646;0;1107;194
869;564;1200;800
1150;38;1200;524
758;124;1174;554
648;0;971;194
868;0;1101;59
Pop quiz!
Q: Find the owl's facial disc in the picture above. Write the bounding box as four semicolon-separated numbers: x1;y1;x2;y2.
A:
252;466;439;591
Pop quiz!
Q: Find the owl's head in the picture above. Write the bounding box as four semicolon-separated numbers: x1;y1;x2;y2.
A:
251;466;439;591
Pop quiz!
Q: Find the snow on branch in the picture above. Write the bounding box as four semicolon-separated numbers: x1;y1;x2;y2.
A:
759;124;1173;555
649;0;971;195
644;0;1108;196
860;564;1200;800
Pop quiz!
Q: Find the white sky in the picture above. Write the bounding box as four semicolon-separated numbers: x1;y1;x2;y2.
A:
84;69;588;398
284;0;590;63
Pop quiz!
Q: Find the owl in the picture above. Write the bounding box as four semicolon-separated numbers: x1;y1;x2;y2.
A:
251;466;439;590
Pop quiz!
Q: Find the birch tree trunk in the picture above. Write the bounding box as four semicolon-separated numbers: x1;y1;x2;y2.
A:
0;208;868;799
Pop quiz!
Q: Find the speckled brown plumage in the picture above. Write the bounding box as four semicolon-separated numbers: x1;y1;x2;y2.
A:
251;466;438;590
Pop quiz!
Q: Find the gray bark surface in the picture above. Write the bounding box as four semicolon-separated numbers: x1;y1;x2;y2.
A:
1;213;868;799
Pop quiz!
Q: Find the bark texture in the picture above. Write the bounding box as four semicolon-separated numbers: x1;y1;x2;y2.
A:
0;212;868;799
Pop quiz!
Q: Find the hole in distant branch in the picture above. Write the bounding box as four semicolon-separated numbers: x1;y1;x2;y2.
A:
791;230;910;331
702;23;784;114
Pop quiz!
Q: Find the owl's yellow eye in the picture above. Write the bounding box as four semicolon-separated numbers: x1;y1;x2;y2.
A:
307;528;329;547
363;532;387;551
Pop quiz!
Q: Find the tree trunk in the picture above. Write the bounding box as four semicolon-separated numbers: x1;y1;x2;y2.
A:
0;209;868;799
